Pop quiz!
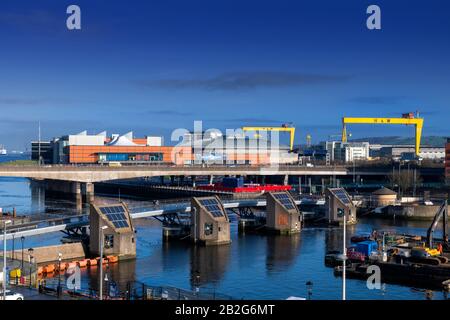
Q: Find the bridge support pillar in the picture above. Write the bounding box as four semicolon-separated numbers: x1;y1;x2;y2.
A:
298;176;302;194
191;176;196;187
283;174;289;186
84;182;95;204
308;177;312;195
75;182;82;212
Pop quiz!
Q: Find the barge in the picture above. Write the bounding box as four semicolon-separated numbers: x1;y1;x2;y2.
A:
334;259;450;290
196;183;292;193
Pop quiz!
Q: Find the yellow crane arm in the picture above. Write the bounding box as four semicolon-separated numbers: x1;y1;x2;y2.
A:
242;127;296;151
341;117;424;156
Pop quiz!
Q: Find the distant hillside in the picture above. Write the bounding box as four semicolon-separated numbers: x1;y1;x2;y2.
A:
349;136;448;147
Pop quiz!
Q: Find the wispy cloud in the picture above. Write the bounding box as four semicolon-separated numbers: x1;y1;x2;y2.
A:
350;96;404;105
144;110;193;116
0;97;71;106
208;117;286;124
302;124;341;130
136;71;351;91
0;118;99;127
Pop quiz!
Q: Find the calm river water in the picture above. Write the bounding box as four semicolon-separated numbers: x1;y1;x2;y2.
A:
0;155;447;300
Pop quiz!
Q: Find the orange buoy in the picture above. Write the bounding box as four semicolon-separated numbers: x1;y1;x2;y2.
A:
66;262;77;270
77;259;88;268
88;259;98;266
57;262;67;271
107;256;119;263
43;264;55;274
96;257;108;264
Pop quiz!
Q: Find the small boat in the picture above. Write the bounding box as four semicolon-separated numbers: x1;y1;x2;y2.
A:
325;250;351;267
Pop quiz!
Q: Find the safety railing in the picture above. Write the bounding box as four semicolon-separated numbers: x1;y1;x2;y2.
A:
126;281;235;300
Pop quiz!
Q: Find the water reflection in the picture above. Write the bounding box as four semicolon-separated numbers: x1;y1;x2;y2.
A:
266;234;301;273
76;258;137;294
30;179;45;213
189;244;231;289
0;169;448;299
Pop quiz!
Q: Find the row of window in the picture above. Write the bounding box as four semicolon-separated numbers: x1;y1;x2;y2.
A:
98;153;164;162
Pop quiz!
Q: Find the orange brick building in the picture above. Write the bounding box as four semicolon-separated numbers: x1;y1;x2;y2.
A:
68;145;192;165
49;131;297;165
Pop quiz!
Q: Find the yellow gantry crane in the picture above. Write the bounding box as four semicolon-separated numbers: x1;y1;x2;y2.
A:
341;112;424;156
242;123;296;151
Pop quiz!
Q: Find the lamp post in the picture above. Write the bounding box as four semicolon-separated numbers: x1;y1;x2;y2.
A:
352;160;356;185
99;225;108;300
306;281;313;300
20;236;24;271
337;208;346;300
194;271;201;295
30;256;34;288
57;253;62;298
104;272;109;300
12;233;15;260
407;162;411;194
3;220;11;301
342;209;347;301
342;212;347;300
28;248;34;288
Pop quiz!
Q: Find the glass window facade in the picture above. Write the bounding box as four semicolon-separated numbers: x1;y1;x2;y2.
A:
98;153;163;162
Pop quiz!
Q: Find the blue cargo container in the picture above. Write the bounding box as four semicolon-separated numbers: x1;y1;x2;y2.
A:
222;177;244;188
355;240;378;256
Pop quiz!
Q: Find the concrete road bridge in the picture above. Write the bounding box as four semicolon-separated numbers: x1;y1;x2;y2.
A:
0;164;361;183
0;164;442;208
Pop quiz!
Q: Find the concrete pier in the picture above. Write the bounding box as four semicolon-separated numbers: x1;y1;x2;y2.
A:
84;182;95;204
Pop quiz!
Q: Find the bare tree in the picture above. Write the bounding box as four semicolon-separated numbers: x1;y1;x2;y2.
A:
388;169;422;196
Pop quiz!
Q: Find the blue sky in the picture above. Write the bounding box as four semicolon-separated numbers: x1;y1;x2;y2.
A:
0;0;449;150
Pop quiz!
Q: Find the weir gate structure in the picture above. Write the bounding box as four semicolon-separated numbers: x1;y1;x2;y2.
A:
0;197;325;241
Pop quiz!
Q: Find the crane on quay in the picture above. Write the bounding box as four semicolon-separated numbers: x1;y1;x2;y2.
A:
242;123;296;151
341;112;424;156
